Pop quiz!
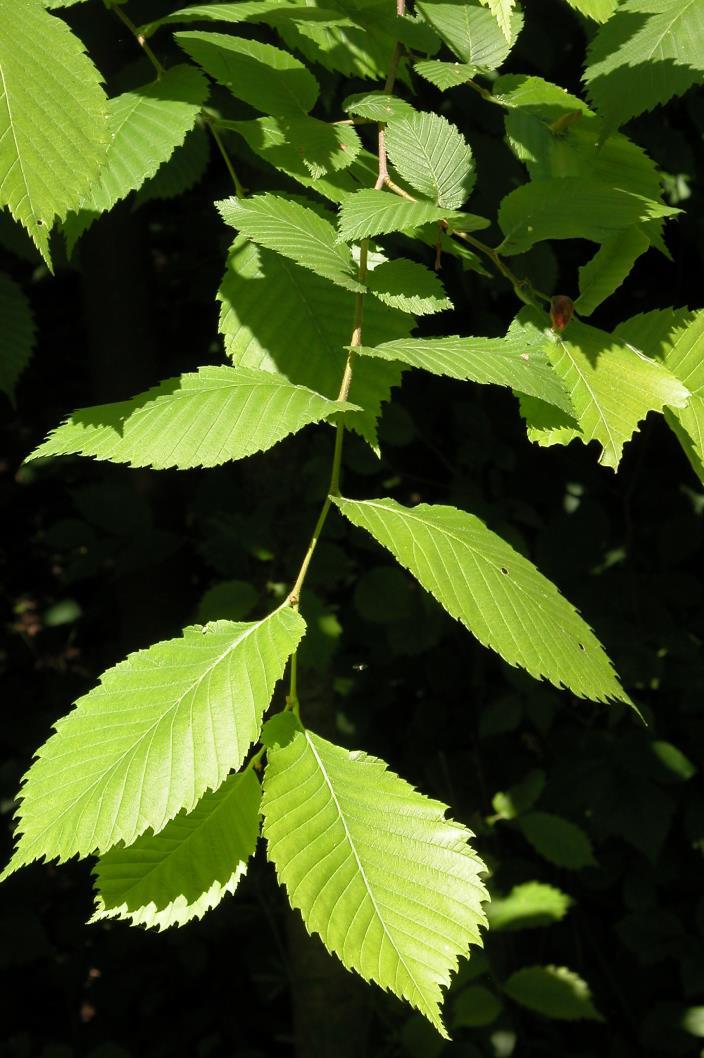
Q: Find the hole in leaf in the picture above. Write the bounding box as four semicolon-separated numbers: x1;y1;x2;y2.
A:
500;567;509;575
578;643;586;651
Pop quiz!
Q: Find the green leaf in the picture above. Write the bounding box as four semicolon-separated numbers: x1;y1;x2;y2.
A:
197;580;259;623
343;91;416;122
479;0;516;40
515;309;690;469
386;113;475;209
517;811;596;869
142;1;353;38
0;273;35;401
614;309;704;484
176;30;318;116
225;115;361;181
3;607;305;873
217;238;409;448
414;60;478;90
357;333;573;412
416;0;523;68
0;0;108;263
92;769;261;930
504;965;603;1020
64;66;209;251
219;194;363;292
575;229;650;316
333;496;629;703
134;125;210;206
564;0;617;19
495;75;664;209
367;259;452;315
498;178;677;256
337;189;481;242
27;366;354;471
491;769;545;820
262;728;488;1037
453;986;503;1027
487;882;572;930
584;0;704;128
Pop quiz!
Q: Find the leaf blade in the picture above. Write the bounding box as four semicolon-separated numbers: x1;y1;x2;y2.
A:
219;193;363;292
93;769;261;930
27;366;355;470
385;113;475;209
333;496;629;703
262;728;488;1037
0;0;108;262
357;334;573;412
3;608;305;871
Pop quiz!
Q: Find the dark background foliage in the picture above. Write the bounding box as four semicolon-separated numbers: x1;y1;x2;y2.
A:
2;2;704;1056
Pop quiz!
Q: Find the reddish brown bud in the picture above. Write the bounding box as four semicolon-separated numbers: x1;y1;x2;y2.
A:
550;295;574;333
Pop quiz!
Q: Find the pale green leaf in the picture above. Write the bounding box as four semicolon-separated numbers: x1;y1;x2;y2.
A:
584;0;704;128
262;728;488;1037
498;178;677;256
504;965;603;1020
176;30;319;116
614;308;704;483
487;882;572;930
453;986;503;1027
386;113;475;209
219;193;363;292
517;811;596;869
479;0;515;40
217;238;409;448
142;1;353;38
414;60;478;90
575;229;650;316
134;125;210;207
357;333;573;412
333;496;629;703
3;607;305;872
92;769;261;930
64;66;209;251
27;366;354;470
337;189;481;242
0;0;108;263
224;115;361;181
514;309;690;469
491;769;545;820
366;258;452;315
564;0;617;20
495;76;664;209
416;0;523;68
0;273;35;400
343;91;416;122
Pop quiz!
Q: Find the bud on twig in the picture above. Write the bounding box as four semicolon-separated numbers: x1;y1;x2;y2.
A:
550;295;574;333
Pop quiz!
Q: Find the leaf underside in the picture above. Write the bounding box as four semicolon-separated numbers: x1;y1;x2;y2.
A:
0;0;108;262
93;769;261;930
3;608;304;872
262;728;488;1037
27;366;353;470
333;495;629;704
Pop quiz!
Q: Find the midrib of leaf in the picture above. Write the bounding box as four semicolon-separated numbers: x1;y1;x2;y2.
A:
645;0;698;60
0;64;31;217
23;620;263;853
304;731;425;998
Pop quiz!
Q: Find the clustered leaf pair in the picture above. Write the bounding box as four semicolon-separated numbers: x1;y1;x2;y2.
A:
2;0;704;1037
